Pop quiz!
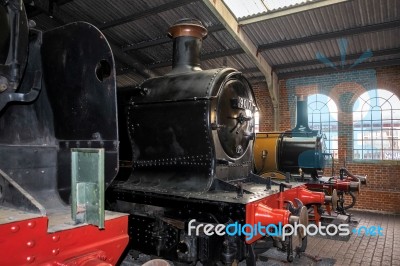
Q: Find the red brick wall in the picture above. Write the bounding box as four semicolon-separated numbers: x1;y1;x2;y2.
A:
253;83;274;131
278;80;290;131
278;66;400;213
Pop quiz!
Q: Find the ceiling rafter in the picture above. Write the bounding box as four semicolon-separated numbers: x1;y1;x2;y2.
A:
258;20;400;51
240;67;261;74
98;0;200;30
122;24;226;52
274;48;400;70
278;58;400;79
202;0;278;108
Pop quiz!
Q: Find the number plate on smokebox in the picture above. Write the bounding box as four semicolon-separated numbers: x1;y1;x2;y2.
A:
231;96;254;111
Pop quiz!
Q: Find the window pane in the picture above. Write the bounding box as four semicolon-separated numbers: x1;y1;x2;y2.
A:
308;94;338;159
353;89;400;161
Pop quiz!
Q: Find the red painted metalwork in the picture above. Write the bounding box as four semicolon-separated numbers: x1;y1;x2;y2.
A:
311;205;321;225
245;200;291;244
305;179;359;194
245;185;331;244
281;186;325;206
0;215;128;266
248;185;327;210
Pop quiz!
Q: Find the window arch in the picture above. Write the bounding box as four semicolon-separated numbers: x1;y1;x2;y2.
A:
307;94;339;159
353;89;400;160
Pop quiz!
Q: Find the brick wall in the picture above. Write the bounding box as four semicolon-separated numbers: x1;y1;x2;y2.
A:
253;82;274;131
277;66;400;213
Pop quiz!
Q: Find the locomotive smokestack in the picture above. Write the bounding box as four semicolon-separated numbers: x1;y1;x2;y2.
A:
293;95;313;133
167;18;207;74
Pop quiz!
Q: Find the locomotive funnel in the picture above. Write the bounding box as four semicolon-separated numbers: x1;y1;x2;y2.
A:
292;95;313;133
168;18;207;74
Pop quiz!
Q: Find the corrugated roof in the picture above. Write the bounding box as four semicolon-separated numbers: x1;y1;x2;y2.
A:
27;0;399;86
223;0;325;19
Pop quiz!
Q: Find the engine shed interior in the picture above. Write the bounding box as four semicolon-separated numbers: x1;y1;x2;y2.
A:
0;0;399;265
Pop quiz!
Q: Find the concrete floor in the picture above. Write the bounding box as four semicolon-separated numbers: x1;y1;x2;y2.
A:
305;210;400;266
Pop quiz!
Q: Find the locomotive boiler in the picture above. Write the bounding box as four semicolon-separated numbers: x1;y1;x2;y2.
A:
254;95;327;179
108;19;336;265
0;1;128;265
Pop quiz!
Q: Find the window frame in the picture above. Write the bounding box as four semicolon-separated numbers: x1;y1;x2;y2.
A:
307;94;339;160
353;89;400;161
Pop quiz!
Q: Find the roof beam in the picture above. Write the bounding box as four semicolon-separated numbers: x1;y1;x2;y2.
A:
274;48;400;70
238;0;348;25
99;0;200;30
147;48;245;69
122;24;225;52
111;44;155;79
278;58;400;79
202;0;277;107
240;67;261;74
258;20;400;51
201;48;244;60
247;76;267;83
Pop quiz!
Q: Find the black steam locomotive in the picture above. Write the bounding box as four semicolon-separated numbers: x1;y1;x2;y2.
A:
107;19;336;265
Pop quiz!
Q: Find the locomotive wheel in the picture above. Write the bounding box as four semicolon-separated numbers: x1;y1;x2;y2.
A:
292;235;308;258
297;206;309;239
292;206;308;252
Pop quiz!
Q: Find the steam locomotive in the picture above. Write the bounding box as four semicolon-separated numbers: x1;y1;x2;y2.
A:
254;95;367;214
0;1;339;265
0;1;128;265
254;95;326;179
107;19;338;265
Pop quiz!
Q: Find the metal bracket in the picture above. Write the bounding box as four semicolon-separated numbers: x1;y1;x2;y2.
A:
71;148;105;228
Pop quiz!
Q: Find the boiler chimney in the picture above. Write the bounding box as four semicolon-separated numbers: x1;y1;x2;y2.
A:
292;95;313;133
167;18;207;75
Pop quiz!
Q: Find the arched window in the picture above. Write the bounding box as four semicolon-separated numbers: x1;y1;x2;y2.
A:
353;89;400;160
308;94;339;159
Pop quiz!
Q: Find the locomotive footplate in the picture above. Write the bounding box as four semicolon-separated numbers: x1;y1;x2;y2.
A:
109;178;306;205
